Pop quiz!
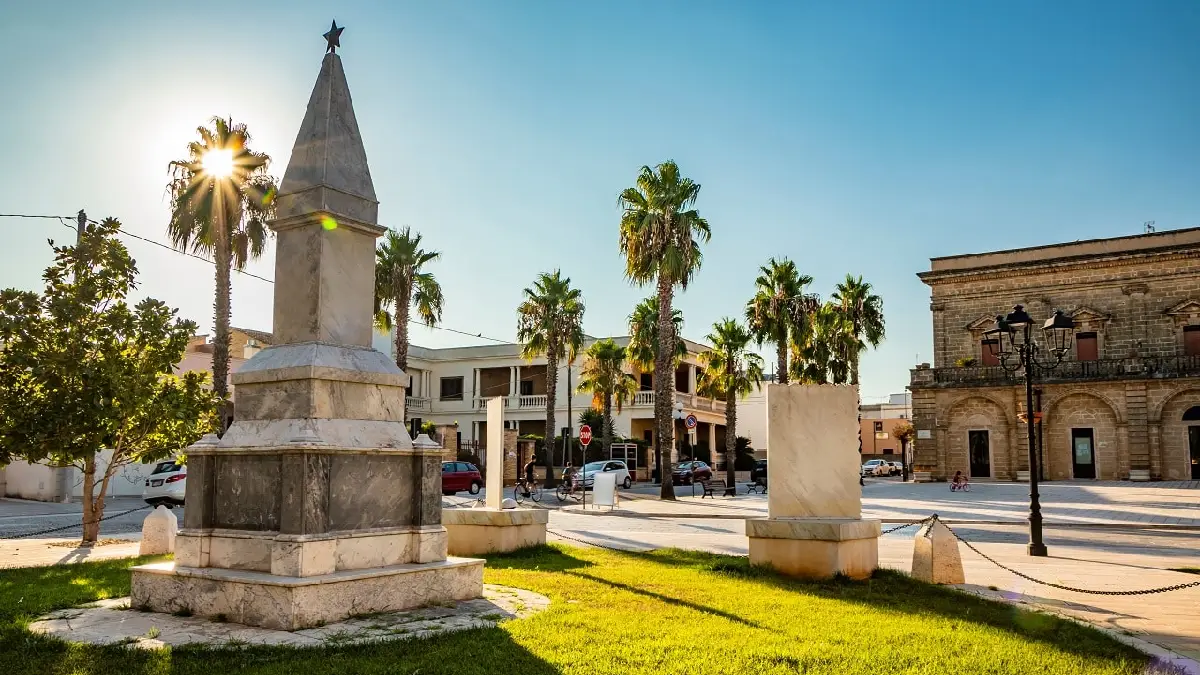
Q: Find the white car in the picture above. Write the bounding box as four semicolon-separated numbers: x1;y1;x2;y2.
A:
579;460;632;489
885;461;903;476
861;459;888;477
143;460;186;507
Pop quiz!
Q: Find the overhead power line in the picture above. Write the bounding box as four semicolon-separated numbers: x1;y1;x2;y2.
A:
1;212;511;345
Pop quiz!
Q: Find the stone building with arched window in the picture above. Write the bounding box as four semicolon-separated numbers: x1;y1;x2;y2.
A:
909;227;1200;482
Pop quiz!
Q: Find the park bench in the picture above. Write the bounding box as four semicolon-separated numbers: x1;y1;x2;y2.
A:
745;478;767;494
700;478;736;498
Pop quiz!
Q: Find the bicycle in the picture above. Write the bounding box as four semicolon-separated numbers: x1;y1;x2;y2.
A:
950;481;971;492
513;480;542;504
556;477;584;502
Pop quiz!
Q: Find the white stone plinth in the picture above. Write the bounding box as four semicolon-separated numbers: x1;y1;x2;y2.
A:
766;384;861;519
130;557;484;631
139;506;177;556
910;519;965;585
1130;469;1150;482
1016;470;1030;482
745;517;880;580
443;508;548;556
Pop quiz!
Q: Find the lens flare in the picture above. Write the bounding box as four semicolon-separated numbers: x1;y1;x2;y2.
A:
321;216;338;230
202;149;234;178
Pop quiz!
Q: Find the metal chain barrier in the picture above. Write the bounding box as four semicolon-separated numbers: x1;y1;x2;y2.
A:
881;515;936;535
936;516;1200;596
547;528;645;554
0;504;151;540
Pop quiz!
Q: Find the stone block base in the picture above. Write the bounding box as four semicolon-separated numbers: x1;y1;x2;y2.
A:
745;517;880;580
912;471;933;483
1016;470;1030;482
130;557;484;631
443;508;548;556
1129;469;1150;482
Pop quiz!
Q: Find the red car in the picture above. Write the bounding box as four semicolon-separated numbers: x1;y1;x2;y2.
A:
441;461;484;496
672;460;713;485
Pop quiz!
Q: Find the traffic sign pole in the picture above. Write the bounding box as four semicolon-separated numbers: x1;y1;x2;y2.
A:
579;425;592;509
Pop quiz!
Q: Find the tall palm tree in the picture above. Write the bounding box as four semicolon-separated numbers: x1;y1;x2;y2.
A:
619;161;711;500
627;296;686;372
167;117;276;410
791;302;854;385
745;257;814;384
373;226;444;373
697;319;764;489
831;274;886;385
516;270;585;486
576;339;638;458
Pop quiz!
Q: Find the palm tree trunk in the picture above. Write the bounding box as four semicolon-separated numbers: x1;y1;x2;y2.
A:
212;216;233;429
603;393;613;461
725;393;737;489
395;283;411;372
776;341;789;385
655;275;676;500
544;351;559;488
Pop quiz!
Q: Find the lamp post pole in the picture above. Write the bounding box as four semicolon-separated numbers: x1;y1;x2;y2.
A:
985;305;1075;558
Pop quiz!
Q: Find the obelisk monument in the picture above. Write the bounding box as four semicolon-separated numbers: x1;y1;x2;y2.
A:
130;23;484;630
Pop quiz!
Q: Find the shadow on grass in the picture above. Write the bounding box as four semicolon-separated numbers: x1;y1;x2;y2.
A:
563;569;765;629
483;544;593;571
580;546;1148;667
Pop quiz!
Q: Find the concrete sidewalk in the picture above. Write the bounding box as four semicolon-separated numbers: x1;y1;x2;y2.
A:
0;534;140;568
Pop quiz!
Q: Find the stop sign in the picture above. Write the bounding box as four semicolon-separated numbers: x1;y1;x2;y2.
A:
579;425;593;447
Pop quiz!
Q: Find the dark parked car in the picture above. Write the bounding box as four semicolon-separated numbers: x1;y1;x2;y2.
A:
441;461;483;496
672;460;712;485
751;459;768;482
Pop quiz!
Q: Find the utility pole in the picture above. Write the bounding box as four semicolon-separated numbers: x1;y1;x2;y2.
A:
55;210;88;503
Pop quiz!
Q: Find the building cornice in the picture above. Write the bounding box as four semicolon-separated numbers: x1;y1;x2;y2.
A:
918;246;1200;287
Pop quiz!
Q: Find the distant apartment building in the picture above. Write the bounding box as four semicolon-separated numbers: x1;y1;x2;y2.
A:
909;227;1200;482
401;336;732;476
860;393;913;462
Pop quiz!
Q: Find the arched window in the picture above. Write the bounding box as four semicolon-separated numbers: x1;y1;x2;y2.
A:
1183;406;1200;421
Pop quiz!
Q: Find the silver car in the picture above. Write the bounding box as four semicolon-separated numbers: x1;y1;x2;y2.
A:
142;460;186;507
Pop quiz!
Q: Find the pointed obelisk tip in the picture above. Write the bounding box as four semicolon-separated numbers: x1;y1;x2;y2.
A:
324;20;344;54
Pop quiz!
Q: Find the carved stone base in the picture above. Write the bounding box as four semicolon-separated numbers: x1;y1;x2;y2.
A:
746;517;880;580
130;557;484;631
443;508;548;555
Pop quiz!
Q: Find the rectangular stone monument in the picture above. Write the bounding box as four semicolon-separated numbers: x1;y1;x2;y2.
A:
745;384;881;580
129;47;483;630
444;395;547;555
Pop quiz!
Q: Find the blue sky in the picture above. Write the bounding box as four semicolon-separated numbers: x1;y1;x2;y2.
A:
2;1;1199;401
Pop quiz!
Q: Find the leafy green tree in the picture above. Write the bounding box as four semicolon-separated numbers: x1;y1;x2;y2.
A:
791;302;854;385
831;274;886;386
619;161;711;500
374;226;444;372
576;339;638;457
516;270;585;486
627;296;687;372
166;117;277;408
746;257;814;384
0;219;220;543
697;319;764;488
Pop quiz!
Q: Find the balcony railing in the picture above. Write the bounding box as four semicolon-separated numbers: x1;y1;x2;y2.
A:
516;394;548;409
630;390;720;410
926;354;1200;387
407;396;431;413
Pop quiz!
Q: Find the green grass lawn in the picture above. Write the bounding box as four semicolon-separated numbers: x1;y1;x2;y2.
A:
0;546;1149;675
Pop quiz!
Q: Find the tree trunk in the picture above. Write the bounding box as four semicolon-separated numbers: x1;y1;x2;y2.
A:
602;393;613;462
544;350;558;487
776;341;789;385
395;282;412;372
655;275;676;500
212;210;233;429
725;390;737;489
80;456;105;544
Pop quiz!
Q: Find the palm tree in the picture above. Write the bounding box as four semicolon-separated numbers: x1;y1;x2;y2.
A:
167;117;277;410
697;319;764;489
831;274;886;386
373;226;444;372
619;161;711;500
791;302;853;385
516;271;585;486
627;296;686;372
745;257;814;384
576;339;638;458
893;422;916;482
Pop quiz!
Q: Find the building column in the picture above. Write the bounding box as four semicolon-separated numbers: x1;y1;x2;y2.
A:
473;369;481;404
515;366;522;398
708;421;717;456
509;366;517;397
688;365;697;395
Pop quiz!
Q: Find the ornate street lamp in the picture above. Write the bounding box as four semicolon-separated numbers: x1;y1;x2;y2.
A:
983;305;1076;557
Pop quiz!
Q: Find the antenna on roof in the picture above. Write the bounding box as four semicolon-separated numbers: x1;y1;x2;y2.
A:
1144;220;1156;234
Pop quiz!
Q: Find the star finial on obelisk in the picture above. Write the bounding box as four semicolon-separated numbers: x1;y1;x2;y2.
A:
323;20;344;53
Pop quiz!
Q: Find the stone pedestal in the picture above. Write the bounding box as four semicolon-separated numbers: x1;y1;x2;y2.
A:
745;385;880;580
911;519;965;585
1016;470;1031;482
1129;469;1150;481
130;46;482;629
139;505;178;556
443;508;548;556
912;471;933;483
746;518;879;580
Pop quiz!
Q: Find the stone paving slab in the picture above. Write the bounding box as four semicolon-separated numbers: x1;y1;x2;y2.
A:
0;534;141;568
30;584;549;648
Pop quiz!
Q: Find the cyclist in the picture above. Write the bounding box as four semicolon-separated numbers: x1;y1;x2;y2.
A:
950;470;970;492
522;457;536;496
561;462;575;484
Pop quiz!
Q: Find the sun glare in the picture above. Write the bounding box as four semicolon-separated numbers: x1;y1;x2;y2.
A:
202;148;235;178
